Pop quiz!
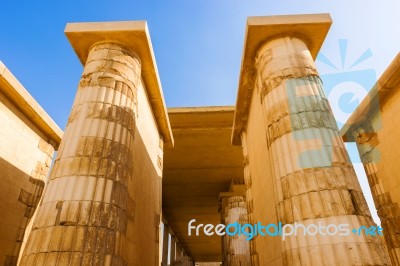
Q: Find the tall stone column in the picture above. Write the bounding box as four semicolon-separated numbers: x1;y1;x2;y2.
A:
20;41;139;265
257;36;389;265
20;21;173;265
220;196;251;266
232;14;390;265
240;133;259;265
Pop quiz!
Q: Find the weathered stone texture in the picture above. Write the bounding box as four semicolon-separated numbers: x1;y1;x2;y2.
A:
174;256;194;266
241;36;391;265
350;82;400;265
0;78;57;265
221;196;251;266
20;42;163;265
241;98;282;265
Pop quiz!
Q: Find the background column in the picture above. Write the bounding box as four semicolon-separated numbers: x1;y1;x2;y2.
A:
170;235;176;266
162;225;169;266
352;125;400;264
220;196;251;266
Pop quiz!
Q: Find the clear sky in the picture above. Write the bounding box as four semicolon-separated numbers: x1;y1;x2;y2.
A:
1;0;399;224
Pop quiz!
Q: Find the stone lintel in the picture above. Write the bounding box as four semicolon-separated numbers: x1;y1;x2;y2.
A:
219;191;246;200
232;13;332;145
168;106;236;130
65;21;174;147
229;183;246;194
341;52;400;142
0;61;63;149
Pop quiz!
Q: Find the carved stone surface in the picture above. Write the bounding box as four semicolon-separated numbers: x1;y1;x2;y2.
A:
0;62;61;266
352;117;400;265
249;36;390;265
20;43;141;265
221;196;251;266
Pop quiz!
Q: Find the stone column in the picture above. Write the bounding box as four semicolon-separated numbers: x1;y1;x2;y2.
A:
170;236;176;265
352;125;400;264
162;224;170;266
220;196;251;266
174;245;194;266
256;36;390;265
175;242;183;260
20;42;140;265
240;133;259;265
175;256;194;266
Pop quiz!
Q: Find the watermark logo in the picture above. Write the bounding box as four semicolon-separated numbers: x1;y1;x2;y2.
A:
317;39;377;128
188;219;383;241
284;39;381;167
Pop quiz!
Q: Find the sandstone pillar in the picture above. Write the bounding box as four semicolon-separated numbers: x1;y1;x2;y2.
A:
175;242;184;261
162;225;170;266
20;21;173;265
175;256;194;266
220;196;251;266
170;236;176;265
258;35;390;265
352;127;399;264
174;243;194;266
240;134;259;265
232;14;390;265
340;53;400;265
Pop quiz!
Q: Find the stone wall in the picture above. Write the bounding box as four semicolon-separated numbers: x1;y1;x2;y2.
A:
241;70;283;265
0;64;60;265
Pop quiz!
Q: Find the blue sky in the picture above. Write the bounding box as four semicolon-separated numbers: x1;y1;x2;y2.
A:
1;0;399;223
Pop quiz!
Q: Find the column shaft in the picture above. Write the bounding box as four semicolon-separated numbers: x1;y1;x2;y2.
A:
255;37;390;265
352;126;400;265
221;196;251;266
20;43;140;265
240;133;260;265
162;225;169;266
170;236;176;265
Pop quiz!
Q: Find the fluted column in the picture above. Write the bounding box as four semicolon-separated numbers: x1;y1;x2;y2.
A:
256;36;390;265
240;132;259;265
352;126;400;265
20;42;140;265
221;196;251;266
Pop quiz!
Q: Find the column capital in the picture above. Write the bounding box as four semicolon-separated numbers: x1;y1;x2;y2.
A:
65;21;174;147
232;13;332;145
